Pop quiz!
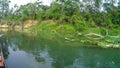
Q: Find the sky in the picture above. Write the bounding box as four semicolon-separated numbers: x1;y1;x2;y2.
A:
9;0;52;8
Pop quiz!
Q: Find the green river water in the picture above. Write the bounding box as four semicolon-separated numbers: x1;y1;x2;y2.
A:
1;32;120;68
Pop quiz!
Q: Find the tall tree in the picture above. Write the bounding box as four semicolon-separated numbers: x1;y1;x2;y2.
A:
0;0;10;18
54;0;80;16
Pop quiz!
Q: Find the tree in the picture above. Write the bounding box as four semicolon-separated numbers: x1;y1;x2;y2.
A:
0;0;10;18
53;0;80;16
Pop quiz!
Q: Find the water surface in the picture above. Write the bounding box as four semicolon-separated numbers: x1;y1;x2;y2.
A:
1;32;120;68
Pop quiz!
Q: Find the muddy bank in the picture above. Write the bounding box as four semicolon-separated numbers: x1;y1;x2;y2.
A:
0;19;38;32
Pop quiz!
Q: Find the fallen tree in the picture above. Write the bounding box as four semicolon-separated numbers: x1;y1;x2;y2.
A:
85;33;104;40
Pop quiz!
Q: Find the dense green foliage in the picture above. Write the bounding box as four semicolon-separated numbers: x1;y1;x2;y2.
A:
0;0;120;30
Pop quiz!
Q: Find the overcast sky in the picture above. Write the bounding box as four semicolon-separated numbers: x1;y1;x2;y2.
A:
10;0;52;8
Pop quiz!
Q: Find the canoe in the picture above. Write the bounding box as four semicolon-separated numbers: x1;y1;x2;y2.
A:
0;45;7;68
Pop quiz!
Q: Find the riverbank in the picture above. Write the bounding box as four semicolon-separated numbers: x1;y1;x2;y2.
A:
22;20;120;48
1;19;120;48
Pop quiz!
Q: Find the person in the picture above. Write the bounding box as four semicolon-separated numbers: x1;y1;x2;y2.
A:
0;56;4;68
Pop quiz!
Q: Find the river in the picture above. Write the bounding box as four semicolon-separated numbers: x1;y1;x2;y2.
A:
1;32;120;68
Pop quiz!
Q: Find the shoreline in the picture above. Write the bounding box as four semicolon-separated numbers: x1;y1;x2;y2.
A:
1;21;120;49
22;23;120;48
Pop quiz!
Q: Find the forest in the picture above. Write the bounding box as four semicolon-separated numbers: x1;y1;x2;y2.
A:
1;0;120;48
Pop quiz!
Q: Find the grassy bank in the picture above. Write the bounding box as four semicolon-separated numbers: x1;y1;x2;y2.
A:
23;21;120;48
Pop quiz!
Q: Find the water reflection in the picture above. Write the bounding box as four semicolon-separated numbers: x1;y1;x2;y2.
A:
0;36;9;59
1;32;120;68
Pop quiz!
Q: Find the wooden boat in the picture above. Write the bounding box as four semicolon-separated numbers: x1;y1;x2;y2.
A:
0;45;7;68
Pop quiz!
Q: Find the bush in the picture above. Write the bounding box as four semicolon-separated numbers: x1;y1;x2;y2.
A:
100;27;107;36
109;29;120;36
71;15;86;31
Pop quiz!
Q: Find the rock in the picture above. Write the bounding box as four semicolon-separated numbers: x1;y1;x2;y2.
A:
65;37;75;41
65;37;69;40
106;44;119;48
77;32;82;36
113;44;119;48
106;44;113;48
